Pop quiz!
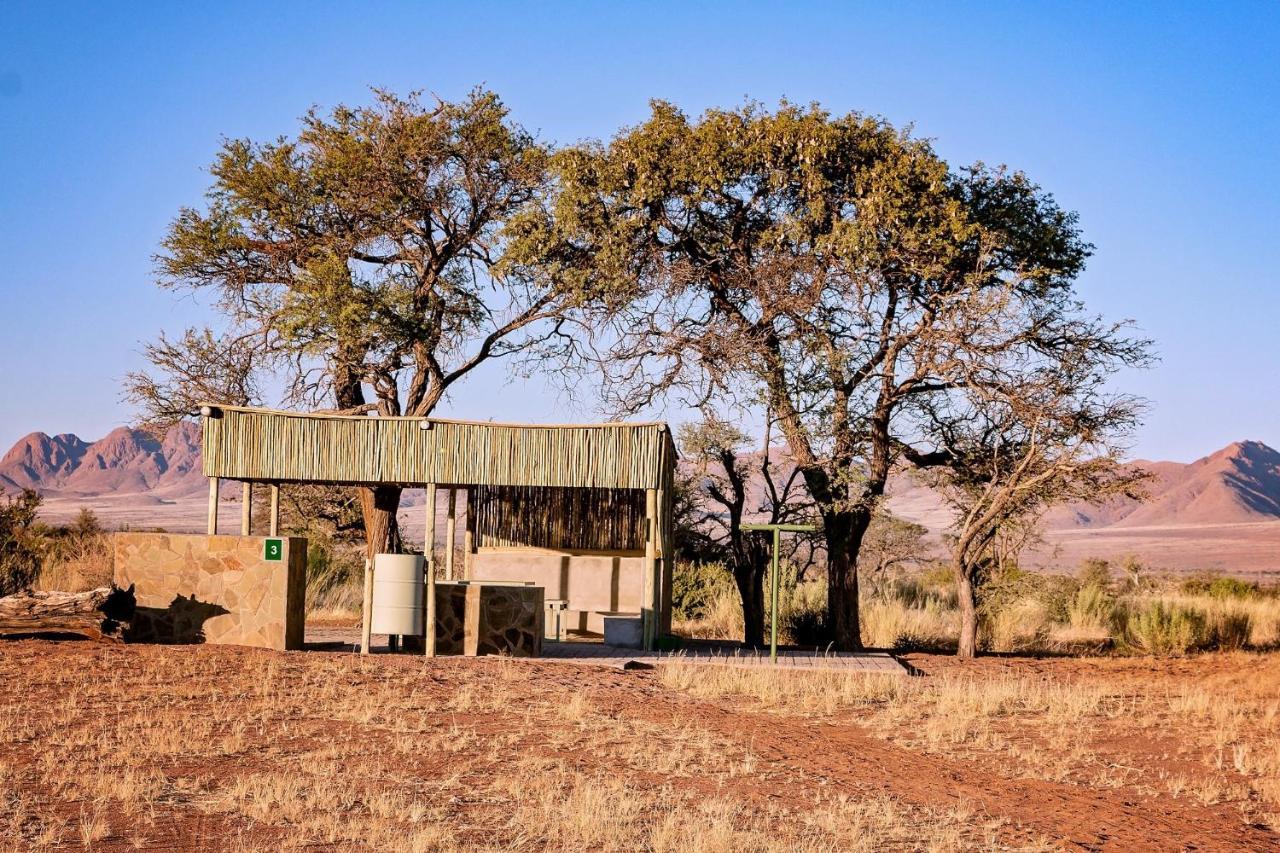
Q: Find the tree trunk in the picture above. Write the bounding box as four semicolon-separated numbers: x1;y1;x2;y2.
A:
955;563;979;659
0;586;136;642
733;560;766;648
359;485;404;558
824;510;868;651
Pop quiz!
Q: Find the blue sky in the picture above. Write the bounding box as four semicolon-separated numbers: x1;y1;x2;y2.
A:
1;1;1276;461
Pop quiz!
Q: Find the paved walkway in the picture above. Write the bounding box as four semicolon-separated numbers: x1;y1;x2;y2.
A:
304;627;907;675
538;641;908;674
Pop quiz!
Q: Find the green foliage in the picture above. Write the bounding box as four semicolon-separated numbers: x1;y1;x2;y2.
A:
672;561;737;621
1180;573;1258;600
1117;601;1208;655
0;488;44;596
1077;558;1113;590
1069;583;1117;630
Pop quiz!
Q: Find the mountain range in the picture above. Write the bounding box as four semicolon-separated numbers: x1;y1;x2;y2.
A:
0;423;205;500
4;424;1279;573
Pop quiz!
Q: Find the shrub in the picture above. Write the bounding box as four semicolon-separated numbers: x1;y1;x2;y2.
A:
982;598;1051;653
1181;573;1257;600
780;579;829;646
0;488;44;596
672;561;737;621
1207;610;1253;651
304;537;364;617
785;606;831;647
1118;601;1209;655
1077;558;1113;590
1069;583;1116;631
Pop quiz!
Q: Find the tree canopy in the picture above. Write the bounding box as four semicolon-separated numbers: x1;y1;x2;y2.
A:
130;89;590;553
528;99;1140;648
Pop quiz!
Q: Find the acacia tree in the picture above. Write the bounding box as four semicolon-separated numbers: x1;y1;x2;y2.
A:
921;334;1150;658
677;416;818;646
521;100;1098;649
130;89;584;555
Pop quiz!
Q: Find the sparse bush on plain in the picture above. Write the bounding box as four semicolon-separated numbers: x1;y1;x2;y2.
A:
672;560;737;622
1118;601;1209;655
1078;558;1113;590
1207;610;1253;651
675;559;1279;657
0;487;44;596
1070;583;1117;631
1181;573;1258;600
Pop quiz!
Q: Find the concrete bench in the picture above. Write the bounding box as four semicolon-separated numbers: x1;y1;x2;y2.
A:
600;612;643;648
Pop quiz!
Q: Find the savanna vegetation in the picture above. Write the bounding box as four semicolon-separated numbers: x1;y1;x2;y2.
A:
121;89;1153;653
672;556;1280;657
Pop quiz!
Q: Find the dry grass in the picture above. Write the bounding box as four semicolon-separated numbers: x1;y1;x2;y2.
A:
661;652;1280;832
676;568;1280;656
0;643;1024;851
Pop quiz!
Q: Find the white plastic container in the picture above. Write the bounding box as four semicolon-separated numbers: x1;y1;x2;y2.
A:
370;554;424;636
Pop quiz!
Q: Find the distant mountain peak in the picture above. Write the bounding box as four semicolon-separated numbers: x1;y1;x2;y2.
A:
0;422;206;498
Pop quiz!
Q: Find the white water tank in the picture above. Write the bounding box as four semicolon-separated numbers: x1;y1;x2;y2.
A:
371;554;424;636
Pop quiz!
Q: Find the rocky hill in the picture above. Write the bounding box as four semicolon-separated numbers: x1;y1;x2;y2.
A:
0;422;206;499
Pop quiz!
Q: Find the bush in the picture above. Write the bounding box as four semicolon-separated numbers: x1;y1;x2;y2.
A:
779;579;829;646
1069;583;1117;630
1181;573;1257;600
0;488;44;596
1207;610;1253;651
1118;601;1209;655
785;606;831;647
305;537;364;617
1077;558;1113;590
982;598;1051;653
672;561;737;621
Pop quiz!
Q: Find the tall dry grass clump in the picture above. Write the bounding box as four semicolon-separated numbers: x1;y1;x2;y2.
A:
674;555;1278;658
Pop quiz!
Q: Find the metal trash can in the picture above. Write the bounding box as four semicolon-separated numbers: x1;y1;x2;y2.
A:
371;554;424;636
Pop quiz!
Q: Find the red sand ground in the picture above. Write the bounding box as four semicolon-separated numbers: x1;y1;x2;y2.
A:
1;640;1277;850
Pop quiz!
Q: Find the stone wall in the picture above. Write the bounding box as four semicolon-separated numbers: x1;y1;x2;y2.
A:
434;581;543;657
113;533;306;651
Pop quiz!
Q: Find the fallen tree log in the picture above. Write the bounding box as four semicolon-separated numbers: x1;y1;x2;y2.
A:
0;585;136;642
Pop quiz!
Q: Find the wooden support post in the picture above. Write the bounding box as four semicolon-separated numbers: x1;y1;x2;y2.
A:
656;484;669;637
444;488;457;581
424;483;437;657
360;557;374;655
463;486;475;579
207;477;220;535
269;484;280;536
643;487;658;650
241;482;252;535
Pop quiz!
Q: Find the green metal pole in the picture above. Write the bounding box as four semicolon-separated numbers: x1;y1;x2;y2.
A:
770;527;781;662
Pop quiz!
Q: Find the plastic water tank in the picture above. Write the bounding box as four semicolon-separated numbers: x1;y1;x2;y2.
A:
370;554;424;636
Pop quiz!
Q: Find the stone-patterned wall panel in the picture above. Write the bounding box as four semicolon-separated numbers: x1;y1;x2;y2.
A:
113;533;306;651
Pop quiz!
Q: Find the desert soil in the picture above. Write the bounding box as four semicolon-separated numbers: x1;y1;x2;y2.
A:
2;640;1278;851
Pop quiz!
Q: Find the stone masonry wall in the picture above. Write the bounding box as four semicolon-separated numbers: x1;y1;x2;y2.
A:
113;533;306;651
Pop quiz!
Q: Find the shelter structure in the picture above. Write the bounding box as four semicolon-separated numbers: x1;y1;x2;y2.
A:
199;405;676;650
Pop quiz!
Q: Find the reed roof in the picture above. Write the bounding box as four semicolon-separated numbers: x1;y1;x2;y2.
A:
200;405;675;490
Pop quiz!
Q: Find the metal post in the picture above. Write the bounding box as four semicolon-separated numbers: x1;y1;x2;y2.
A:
743;523;817;664
770;527;781;662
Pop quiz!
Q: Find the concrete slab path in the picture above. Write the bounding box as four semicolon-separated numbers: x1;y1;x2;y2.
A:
305;626;908;675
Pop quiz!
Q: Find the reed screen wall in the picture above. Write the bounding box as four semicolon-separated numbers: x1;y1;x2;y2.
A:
201;406;674;491
473;485;647;553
